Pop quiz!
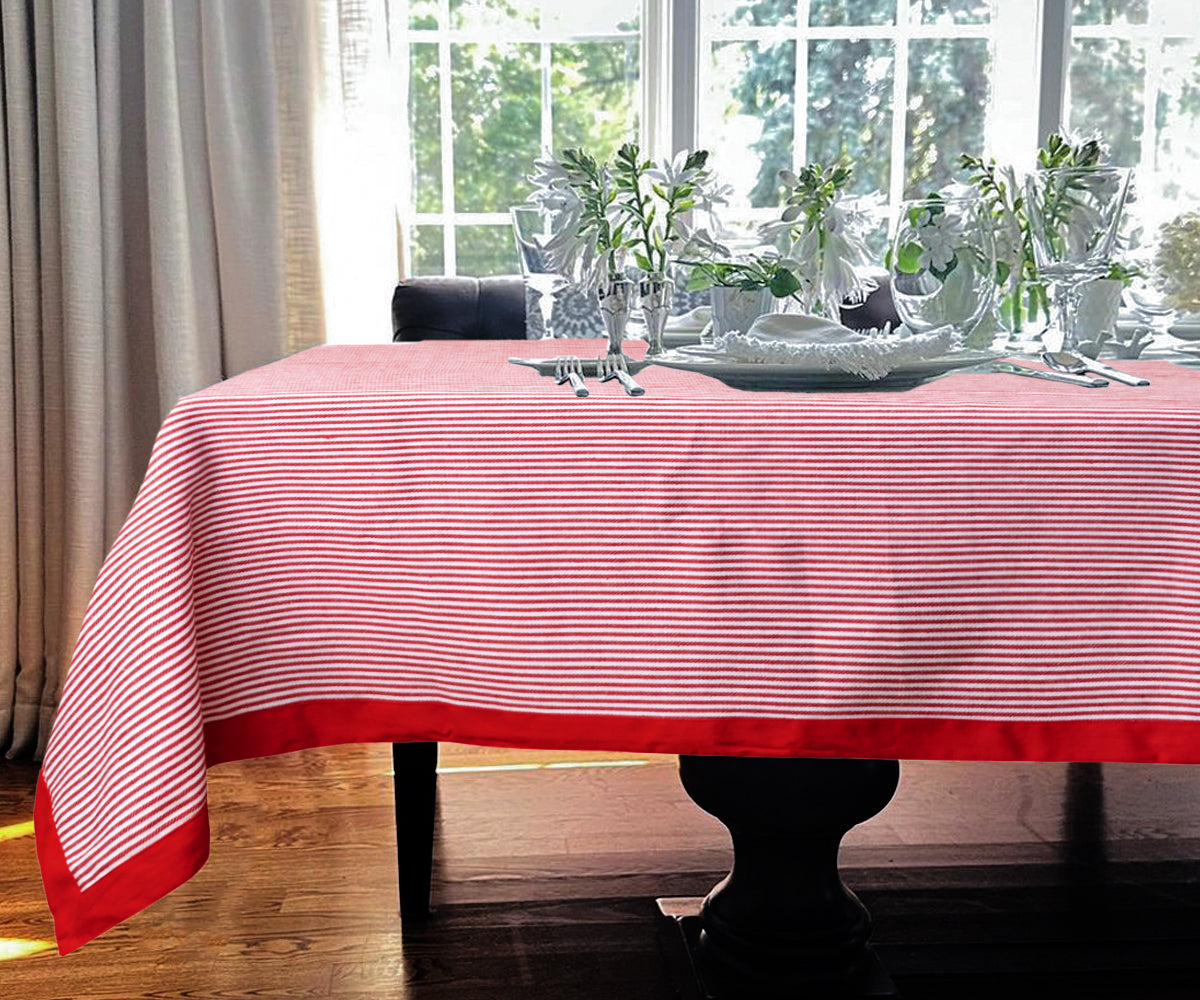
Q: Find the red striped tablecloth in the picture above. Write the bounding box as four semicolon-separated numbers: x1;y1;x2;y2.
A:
35;340;1200;952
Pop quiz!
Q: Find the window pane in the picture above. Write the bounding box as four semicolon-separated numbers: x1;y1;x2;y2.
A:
450;0;539;31
544;1;639;34
451;43;541;212
905;37;991;198
409;1;438;30
457;224;519;276
704;40;796;209
1068;38;1144;167
807;39;894;197
1153;39;1200;205
809;0;896;27
551;41;639;160
910;0;992;25
410;43;442;214
411;226;445;276
705;0;796;29
1071;0;1149;26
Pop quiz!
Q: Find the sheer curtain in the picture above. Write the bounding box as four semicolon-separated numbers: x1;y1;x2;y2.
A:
1;0;401;758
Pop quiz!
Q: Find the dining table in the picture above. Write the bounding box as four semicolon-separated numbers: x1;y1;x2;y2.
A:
33;338;1200;995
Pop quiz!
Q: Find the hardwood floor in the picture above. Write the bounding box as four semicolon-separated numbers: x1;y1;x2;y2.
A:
3;744;1200;998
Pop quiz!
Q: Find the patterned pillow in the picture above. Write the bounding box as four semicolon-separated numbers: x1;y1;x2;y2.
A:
524;284;603;339
523;271;710;340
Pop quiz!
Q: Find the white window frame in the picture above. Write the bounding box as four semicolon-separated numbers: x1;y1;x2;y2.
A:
398;1;1200;276
397;1;641;275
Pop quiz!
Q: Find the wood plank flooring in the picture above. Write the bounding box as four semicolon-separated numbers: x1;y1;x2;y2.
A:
2;744;1200;998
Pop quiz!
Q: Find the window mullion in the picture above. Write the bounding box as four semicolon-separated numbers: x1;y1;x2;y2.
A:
989;0;1042;168
671;0;700;155
437;0;456;274
1038;0;1071;145
887;1;911;214
1139;27;1163;184
793;1;810;172
541;36;553;154
642;1;670;157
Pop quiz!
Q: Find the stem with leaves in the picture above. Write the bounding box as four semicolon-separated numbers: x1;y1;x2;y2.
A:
613;143;708;276
559;147;628;281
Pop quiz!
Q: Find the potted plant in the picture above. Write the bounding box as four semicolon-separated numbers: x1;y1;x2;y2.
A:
759;160;880;322
683;253;802;342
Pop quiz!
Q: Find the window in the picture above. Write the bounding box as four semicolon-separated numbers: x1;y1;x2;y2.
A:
402;1;640;276
1067;0;1200;228
397;0;1198;276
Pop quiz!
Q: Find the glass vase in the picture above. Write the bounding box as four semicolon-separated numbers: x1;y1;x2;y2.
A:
639;274;674;356
598;276;635;356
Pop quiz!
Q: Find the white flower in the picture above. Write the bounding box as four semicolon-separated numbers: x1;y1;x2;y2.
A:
916;212;959;270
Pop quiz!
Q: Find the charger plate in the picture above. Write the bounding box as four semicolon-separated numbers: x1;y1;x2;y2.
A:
649;347;1002;391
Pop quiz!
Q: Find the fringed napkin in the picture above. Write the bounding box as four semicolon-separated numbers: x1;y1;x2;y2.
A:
712;312;955;381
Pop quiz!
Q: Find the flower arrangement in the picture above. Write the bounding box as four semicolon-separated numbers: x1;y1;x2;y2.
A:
758;161;881;320
526;143;724;291
527;148;627;289
1156;209;1200;312
958;131;1108;333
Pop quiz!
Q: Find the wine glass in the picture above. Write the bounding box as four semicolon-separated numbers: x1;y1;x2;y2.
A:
511;204;572;340
888;196;996;345
1024;166;1132;353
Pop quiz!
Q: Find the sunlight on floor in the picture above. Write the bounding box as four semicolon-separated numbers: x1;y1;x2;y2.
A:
435;759;650;775
0;939;54;961
0;820;34;843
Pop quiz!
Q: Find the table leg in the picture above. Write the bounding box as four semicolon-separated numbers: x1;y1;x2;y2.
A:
392;741;438;920
658;755;901;999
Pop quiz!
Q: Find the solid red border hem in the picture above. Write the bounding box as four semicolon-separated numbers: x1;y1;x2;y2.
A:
200;699;1200;766
39;701;1200;954
35;772;210;956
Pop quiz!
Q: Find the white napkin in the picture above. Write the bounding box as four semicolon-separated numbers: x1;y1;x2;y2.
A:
665;306;711;331
713;312;956;381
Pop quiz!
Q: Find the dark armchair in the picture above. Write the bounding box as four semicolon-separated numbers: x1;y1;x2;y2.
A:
391;273;901;345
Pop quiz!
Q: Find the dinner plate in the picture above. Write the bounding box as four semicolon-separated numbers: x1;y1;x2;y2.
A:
648;348;1003;391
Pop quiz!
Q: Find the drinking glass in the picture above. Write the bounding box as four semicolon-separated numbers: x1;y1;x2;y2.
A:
889;196;996;344
511;204;572;340
1125;271;1176;346
1024;166;1132;353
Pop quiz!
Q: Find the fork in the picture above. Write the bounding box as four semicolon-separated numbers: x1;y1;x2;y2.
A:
554;355;589;397
597;353;645;396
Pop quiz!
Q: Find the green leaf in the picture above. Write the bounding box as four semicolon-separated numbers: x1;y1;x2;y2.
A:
634;252;653;272
896;242;924;274
768;269;801;297
929;255;958;282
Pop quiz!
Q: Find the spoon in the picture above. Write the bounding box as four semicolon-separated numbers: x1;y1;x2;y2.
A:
1041;351;1149;387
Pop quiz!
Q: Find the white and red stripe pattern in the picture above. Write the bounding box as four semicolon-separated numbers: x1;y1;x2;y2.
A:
36;340;1200;951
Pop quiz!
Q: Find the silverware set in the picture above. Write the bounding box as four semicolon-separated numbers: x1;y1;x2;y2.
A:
987;352;1149;388
516;354;646;397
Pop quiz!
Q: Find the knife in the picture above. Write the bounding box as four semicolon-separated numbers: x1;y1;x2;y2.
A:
989;361;1108;387
1064;354;1150;387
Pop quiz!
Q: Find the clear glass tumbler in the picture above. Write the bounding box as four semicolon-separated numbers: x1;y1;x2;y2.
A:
511;204;572;340
889;196;996;344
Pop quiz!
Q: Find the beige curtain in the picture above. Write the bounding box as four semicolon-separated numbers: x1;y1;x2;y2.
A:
1;0;398;758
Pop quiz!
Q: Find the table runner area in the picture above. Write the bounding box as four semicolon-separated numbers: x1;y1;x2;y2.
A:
36;340;1200;952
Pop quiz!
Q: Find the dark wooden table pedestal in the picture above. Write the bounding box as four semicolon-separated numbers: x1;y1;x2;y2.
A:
657;755;902;999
